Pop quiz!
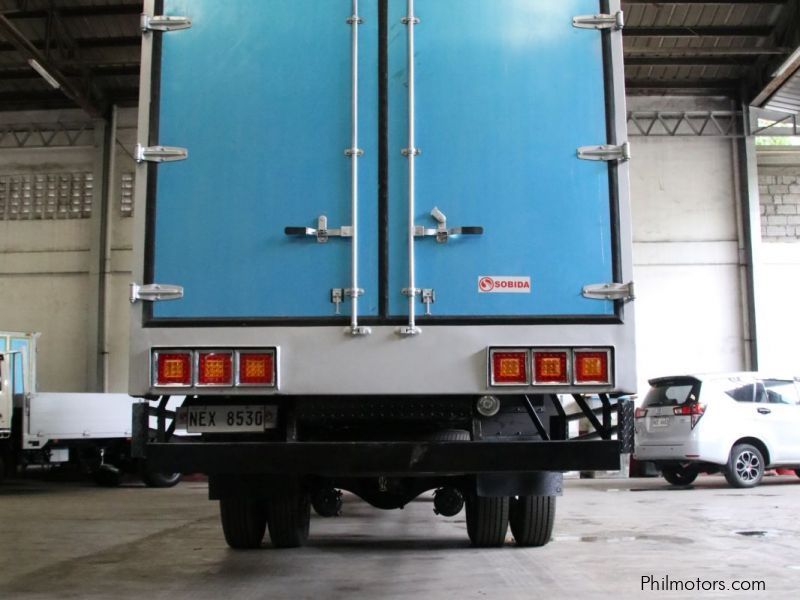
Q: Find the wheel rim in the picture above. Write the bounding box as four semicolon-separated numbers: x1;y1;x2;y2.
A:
735;450;761;482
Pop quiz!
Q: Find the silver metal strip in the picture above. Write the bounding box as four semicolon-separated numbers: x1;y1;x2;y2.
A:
398;0;421;337
129;0;156;396
347;0;370;337
606;0;637;386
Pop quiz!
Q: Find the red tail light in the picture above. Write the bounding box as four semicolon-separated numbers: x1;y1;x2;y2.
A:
673;403;705;416
574;349;611;384
490;350;529;385
238;351;275;386
152;347;278;388
634;407;648;418
532;350;569;384
154;351;192;386
197;351;233;386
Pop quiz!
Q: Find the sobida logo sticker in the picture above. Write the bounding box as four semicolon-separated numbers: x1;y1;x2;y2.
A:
478;276;531;293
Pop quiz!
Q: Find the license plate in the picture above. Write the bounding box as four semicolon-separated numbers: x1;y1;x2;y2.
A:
652;416;670;428
177;405;277;433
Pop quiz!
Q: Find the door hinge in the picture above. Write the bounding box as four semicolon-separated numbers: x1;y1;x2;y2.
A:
582;282;635;302
572;11;624;31
130;283;184;303
577;142;631;162
141;14;192;33
135;144;188;164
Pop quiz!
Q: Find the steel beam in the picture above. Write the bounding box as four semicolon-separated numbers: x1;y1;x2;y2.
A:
0;35;140;52
622;0;786;4
2;4;142;19
624;26;773;37
625;56;757;67
0;64;139;80
0;14;103;117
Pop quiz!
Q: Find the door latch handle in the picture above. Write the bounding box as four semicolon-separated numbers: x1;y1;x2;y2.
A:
757;407;771;415
284;215;353;243
414;207;484;243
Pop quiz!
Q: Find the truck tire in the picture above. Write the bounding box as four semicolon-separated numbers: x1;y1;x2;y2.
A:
0;454;5;484
509;495;556;547
267;491;311;548
428;429;471;441
141;470;183;488
219;497;267;550
724;443;765;488
466;494;509;547
661;466;698;486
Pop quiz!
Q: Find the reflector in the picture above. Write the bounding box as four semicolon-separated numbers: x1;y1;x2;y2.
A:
197;352;233;386
154;351;191;386
532;350;569;384
238;352;275;386
490;350;529;385
574;350;611;384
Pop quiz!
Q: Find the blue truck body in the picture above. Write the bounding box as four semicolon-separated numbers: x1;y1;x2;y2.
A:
130;0;636;549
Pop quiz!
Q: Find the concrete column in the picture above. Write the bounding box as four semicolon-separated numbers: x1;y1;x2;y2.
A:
734;104;764;370
86;111;115;392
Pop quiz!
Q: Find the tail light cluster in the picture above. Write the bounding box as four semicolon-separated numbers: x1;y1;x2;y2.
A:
489;347;613;387
152;348;277;388
673;403;705;416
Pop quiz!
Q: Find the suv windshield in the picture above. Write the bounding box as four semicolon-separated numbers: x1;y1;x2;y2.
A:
643;378;700;407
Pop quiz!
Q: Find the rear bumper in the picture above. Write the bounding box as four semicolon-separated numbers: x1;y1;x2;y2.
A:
146;439;623;476
634;441;727;466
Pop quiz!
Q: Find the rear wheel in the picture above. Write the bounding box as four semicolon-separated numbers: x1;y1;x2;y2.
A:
466;494;509;547
267;490;311;548
795;469;800;480
661;466;698;486
140;469;182;488
219;497;267;549
427;429;471;441
724;444;765;488
509;495;556;547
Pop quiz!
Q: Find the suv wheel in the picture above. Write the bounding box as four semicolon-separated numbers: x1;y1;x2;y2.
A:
661;466;698;486
724;443;765;488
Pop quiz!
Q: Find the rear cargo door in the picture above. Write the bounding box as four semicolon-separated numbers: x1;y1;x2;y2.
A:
387;0;617;318
149;0;379;319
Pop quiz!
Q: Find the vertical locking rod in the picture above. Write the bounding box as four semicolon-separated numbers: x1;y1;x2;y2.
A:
399;0;421;336
347;0;369;336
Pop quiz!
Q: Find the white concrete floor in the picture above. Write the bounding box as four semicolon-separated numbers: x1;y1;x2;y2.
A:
1;474;799;599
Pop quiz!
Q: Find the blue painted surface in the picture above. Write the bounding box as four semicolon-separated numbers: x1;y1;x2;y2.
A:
154;0;379;318
153;0;614;319
10;337;28;394
387;0;614;316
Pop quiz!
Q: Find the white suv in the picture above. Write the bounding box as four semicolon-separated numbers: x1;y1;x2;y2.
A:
634;373;800;488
